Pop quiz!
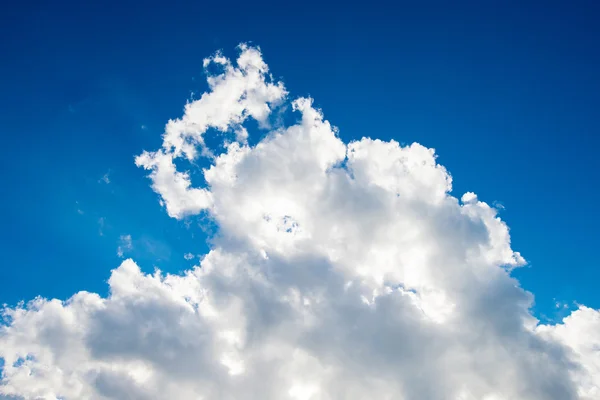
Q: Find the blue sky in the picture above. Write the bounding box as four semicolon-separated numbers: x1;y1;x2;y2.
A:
1;0;599;324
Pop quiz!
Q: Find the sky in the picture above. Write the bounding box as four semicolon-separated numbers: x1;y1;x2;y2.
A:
1;1;600;399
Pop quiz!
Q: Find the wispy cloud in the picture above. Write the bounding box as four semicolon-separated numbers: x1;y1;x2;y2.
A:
116;234;133;258
99;170;111;184
97;217;105;236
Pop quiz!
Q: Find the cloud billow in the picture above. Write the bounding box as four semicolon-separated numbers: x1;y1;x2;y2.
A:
1;44;598;400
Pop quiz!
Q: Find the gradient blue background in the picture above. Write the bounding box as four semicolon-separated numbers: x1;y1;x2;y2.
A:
1;0;598;321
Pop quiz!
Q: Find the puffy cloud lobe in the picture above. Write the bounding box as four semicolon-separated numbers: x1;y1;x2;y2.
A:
1;45;599;399
537;306;600;399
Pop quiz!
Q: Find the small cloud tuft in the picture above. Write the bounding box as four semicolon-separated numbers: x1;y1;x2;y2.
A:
99;171;111;184
97;217;105;236
117;234;133;258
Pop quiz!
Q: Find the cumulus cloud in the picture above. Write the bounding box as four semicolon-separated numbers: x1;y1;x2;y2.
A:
1;44;599;400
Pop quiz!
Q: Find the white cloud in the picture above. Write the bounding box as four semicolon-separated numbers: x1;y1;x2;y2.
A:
1;45;599;400
116;234;133;258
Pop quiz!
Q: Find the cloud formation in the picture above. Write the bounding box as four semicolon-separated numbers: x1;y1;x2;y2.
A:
1;44;599;400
